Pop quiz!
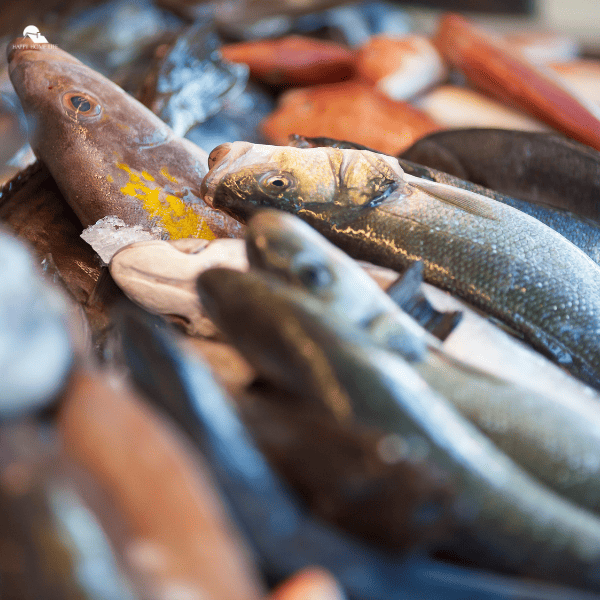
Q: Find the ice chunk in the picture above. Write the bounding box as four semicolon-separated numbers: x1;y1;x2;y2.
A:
81;216;163;264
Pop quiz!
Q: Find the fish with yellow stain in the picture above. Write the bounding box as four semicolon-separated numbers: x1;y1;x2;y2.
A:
7;36;243;240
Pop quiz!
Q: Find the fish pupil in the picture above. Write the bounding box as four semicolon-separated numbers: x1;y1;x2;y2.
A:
299;264;331;288
271;179;285;187
70;96;91;112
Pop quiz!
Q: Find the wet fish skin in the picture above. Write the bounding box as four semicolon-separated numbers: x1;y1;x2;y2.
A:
202;142;600;389
244;210;600;516
118;305;600;600
8;37;242;241
293;134;600;267
197;267;600;591
401;129;600;226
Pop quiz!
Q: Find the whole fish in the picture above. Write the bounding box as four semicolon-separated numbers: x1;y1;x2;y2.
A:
401;128;600;225
244;210;600;515
197;267;600;591
117;305;600;600
7;36;242;241
201;141;600;389
293;134;600;267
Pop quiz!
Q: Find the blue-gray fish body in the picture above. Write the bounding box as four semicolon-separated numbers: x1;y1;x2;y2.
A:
201;142;600;389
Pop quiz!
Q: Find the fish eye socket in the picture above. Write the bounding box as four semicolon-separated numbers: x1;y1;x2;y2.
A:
62;92;102;118
297;263;333;290
260;173;294;193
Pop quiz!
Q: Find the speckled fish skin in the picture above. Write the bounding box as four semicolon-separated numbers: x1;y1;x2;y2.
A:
197;267;600;591
201;142;600;390
293;135;600;267
7;37;242;241
118;305;600;600
245;210;600;517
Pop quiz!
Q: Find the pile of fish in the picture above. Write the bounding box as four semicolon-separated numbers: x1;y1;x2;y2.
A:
4;2;600;599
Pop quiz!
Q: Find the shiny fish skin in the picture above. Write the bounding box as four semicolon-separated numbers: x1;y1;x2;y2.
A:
244;210;600;516
7;37;242;241
117;306;600;600
292;135;600;267
201;142;600;389
197;267;600;591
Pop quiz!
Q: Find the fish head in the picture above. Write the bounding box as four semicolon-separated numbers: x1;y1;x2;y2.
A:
246;209;396;323
201;142;405;223
8;37;172;163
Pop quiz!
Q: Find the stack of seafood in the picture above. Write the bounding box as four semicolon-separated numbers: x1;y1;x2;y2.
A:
4;2;600;599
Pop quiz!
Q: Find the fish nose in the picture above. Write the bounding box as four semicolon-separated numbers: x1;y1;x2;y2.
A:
7;37;38;63
208;143;232;170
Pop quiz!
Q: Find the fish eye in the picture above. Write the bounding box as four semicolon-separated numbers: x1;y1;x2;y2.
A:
297;263;333;290
62;92;102;119
259;172;295;193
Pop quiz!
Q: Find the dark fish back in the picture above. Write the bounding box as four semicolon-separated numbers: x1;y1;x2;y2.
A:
401;129;600;225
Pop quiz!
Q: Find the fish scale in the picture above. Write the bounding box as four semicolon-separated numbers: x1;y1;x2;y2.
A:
202;142;600;389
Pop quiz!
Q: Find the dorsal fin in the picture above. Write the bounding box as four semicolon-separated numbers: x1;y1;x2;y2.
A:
387;262;463;342
404;173;501;221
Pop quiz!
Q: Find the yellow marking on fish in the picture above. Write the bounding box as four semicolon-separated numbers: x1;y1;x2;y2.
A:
106;175;114;183
117;163;215;240
160;166;178;183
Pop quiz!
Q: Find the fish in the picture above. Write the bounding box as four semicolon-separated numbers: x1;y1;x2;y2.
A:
355;35;447;101
0;421;139;600
7;36;242;241
434;14;600;151
260;81;441;156
197;267;600;591
243;209;600;517
116;304;600;600
58;366;265;600
201;142;600;389
401;128;600;225
221;36;356;87
291;134;600;267
109;237;248;337
0;224;73;417
0;161;123;347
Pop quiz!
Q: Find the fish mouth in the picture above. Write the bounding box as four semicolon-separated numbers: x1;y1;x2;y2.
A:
200;141;255;206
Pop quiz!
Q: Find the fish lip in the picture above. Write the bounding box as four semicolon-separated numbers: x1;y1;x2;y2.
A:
7;37;39;64
200;141;254;207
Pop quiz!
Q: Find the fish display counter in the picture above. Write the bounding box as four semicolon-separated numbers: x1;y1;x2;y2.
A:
2;1;600;599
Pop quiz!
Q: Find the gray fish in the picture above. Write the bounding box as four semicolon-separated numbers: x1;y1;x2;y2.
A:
117;304;600;600
244;209;600;516
201;142;600;390
292;134;600;267
197;267;600;591
401;128;600;225
8;36;242;241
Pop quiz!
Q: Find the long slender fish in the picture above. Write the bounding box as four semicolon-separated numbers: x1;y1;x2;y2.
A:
201;142;600;389
197;267;600;591
117;306;600;600
292;134;600;267
7;36;242;240
244;210;600;516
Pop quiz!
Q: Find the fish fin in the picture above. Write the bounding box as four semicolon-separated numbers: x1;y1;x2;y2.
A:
386;261;424;307
387;263;463;341
404;174;500;221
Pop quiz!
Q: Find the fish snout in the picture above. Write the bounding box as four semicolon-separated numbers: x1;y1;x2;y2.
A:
7;37;39;64
208;143;232;170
